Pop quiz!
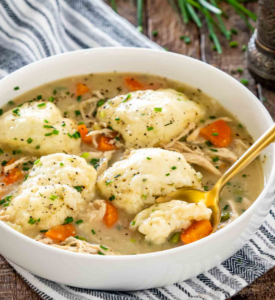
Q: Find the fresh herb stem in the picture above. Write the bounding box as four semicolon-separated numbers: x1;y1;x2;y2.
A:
186;2;202;27
110;0;117;13
137;0;143;32
178;0;189;24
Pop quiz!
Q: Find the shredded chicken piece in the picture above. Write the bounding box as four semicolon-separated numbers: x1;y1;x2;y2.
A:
4;157;35;173
204;148;238;164
186;117;233;144
36;236;118;255
181;153;221;176
96;151;115;176
163;123;196;148
87;128;114;148
233;139;250;157
79;91;105;126
0;215;10;221
86;200;106;222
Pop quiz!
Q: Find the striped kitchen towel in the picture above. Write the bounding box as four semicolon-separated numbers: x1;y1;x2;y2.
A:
1;1;275;299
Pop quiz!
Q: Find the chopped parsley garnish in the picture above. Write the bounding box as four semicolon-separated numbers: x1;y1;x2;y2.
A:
75;236;87;241
109;195;115;201
114;174;121;178
165;173;170;176
240;78;249;86
12;108;20;116
37;103;46;108
49;195;58;201
75;110;81;117
130;221;136;226
164;122;173;126
229;41;238;48
223;205;229;210
212;157;219;162
209;116;216;119
14;86;19;90
147;126;154;131
76;220;83;225
27;137;33;144
210;148;217;152
0;149;3;154
61;122;66;127
28;217;40;225
203;186;209;191
90;158;100;170
45;132;52;136
60;162;64;166
122;94;131;103
2;160;7;166
8;100;14;105
23;167;30;171
44;119;49;123
227;182;231;186
115;117;120;121
43;125;53;128
74;186;83;192
146;157;151;160
105;180;113;186
64;217;73;224
205;141;212;147
236;197;243;203
53;89;57;95
0;109;2;116
72;131;80;139
35;145;40;150
52;129;59;135
78;122;84;125
37;95;42;100
98;251;105;255
141;194;147;199
48;96;54;102
154;107;162;112
171;166;177;170
100;245;108;251
242;174;247;177
40;230;48;233
97;99;106;107
81;152;89;159
77;95;82;102
91;229;96;234
212;132;219;136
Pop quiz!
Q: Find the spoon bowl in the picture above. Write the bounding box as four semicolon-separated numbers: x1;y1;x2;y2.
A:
158;122;275;233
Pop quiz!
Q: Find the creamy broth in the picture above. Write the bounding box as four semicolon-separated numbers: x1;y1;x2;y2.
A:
0;73;263;255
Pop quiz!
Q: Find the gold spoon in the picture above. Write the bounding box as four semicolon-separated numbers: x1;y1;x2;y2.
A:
157;123;275;232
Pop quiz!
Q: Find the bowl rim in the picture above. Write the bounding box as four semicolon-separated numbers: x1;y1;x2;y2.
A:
1;47;274;262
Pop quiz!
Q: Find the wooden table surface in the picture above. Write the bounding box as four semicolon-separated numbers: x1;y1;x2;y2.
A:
1;1;275;299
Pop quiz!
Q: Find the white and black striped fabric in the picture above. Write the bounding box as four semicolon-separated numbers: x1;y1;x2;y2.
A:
1;1;275;299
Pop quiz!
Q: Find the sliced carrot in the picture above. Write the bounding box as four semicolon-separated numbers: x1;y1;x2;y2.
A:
104;202;118;228
78;124;92;144
180;220;213;244
45;224;76;242
124;77;145;91
200;119;232;148
76;83;90;96
97;135;116;151
2;168;24;185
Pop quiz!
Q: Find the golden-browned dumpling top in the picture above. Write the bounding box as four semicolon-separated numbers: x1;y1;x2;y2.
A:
0;101;81;155
97;148;202;215
96;89;204;148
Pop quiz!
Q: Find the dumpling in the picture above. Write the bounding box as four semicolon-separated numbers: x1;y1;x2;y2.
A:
97;148;202;215
130;200;212;244
5;184;83;230
0;101;81;155
3;153;97;230
96;89;204;148
24;153;97;201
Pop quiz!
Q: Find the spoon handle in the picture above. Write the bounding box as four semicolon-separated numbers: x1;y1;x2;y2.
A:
217;123;275;190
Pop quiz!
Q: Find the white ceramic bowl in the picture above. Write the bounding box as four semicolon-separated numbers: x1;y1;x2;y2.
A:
0;48;274;290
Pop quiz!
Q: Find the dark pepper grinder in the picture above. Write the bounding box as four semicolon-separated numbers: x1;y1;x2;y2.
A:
247;0;275;90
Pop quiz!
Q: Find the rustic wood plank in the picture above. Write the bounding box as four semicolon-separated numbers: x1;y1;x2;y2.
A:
146;0;200;58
